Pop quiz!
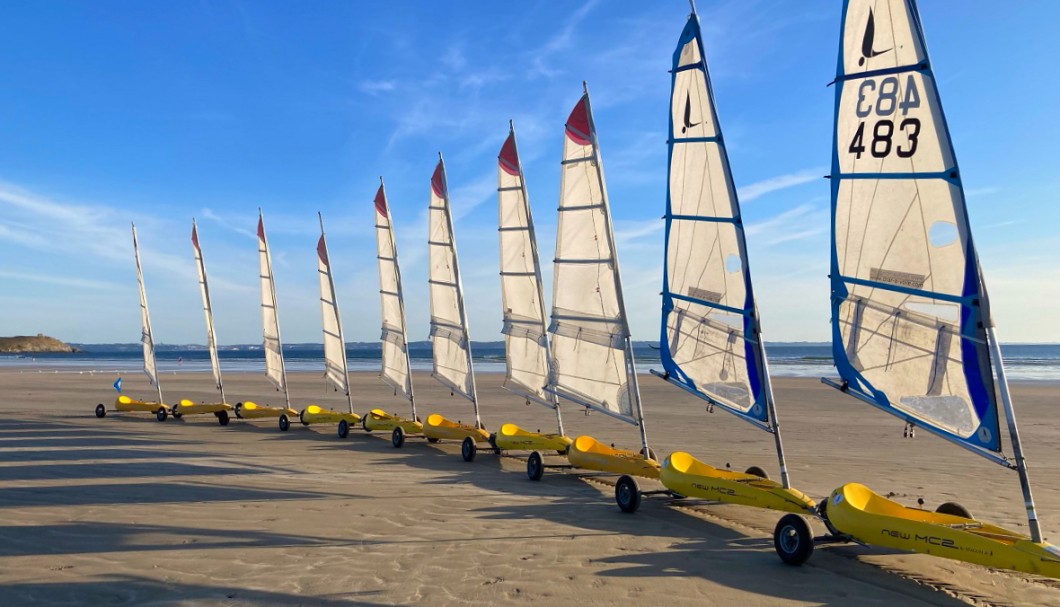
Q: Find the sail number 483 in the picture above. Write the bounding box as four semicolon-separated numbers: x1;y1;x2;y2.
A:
849;75;921;159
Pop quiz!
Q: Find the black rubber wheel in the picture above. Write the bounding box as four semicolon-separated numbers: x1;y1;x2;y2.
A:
338;419;349;439
361;415;370;432
640;447;658;461
171;404;182;419
299;409;308;425
392;426;405;449
234;403;243;419
936;501;972;519
461;436;477;462
527;451;544;481
278;414;290;432
95;404;106;418
615;475;641;513
744;465;769;479
427;437;439;444
774;514;814;566
156;407;168;422
216;410;230;426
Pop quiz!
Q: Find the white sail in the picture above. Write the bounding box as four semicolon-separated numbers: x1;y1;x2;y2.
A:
191;221;224;400
497;126;554;409
427;157;478;412
257;214;288;398
548;90;643;427
375;181;415;412
131;224;162;403
317;220;352;411
660;10;771;424
831;0;1001;453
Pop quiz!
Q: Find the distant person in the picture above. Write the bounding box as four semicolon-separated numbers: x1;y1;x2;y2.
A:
904;421;916;438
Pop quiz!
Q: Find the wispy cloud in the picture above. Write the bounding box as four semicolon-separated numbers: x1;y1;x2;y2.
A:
746;203;828;246
0;268;116;290
359;79;397;95
525;0;600;80
738;168;824;203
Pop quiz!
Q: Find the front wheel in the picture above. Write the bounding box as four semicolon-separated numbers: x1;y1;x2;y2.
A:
216;410;230;426
95;404;107;418
936;502;972;519
392;426;405;448
171;405;182;419
615;475;641;513
774;514;814;566
744;465;769;479
361;415;370;432
278;414;290;432
234;403;243;419
338;419;349;439
640;447;658;461
527;451;544;481
427;437;439;444
299;409;308;425
156;408;168;422
461;436;477;462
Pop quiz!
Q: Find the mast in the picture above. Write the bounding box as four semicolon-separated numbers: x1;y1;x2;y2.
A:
317;213;354;414
191;219;226;404
376;177;418;421
500;121;564;436
258;210;291;410
131;223;163;405
582;83;649;457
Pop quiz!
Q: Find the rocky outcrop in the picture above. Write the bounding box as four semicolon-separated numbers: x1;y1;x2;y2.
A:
0;334;78;353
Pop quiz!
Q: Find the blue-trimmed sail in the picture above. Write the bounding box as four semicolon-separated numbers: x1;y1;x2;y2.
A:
659;11;770;426
829;0;1000;453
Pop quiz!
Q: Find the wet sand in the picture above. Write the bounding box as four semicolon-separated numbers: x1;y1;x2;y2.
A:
1;369;1059;605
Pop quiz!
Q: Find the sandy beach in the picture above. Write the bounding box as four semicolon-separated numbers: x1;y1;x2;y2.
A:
1;370;1059;606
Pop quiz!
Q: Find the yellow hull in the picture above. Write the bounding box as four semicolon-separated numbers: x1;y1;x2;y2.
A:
114;395;169;413
567;435;660;479
172;399;233;415
493;423;572;452
300;405;361;425
827;483;1060;578
660;451;815;514
363;409;422;433
238;401;297;419
423;414;490;443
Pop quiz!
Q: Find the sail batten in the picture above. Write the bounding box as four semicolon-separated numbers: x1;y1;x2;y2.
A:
374;180;416;417
317;217;353;413
829;0;1001;454
131;224;163;404
659;10;772;427
547;89;645;435
497;124;559;413
427;157;480;420
191;221;224;402
257;213;290;407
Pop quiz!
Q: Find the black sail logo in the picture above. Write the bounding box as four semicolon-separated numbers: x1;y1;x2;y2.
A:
681;91;701;134
859;7;892;66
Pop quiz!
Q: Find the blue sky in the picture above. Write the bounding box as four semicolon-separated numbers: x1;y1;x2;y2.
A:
0;0;1057;345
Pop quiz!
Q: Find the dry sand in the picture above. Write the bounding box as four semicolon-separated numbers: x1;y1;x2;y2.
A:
2;369;1059;606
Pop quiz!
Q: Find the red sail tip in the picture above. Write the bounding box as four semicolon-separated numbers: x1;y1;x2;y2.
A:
257;217;265;239
374;185;388;217
498;132;520;176
316;236;329;265
565;96;591;145
191;225;200;248
431;161;446;198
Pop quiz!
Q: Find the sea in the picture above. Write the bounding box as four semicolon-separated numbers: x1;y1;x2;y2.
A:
3;342;1060;382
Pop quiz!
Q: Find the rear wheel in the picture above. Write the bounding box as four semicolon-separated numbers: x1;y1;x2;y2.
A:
936;502;972;519
278;414;290;432
95;404;106;418
338;419;349;439
427;437;439;444
156;408;168;422
744;466;769;479
527;451;544;481
392;426;405;448
216;410;229;426
615;475;641;513
774;514;814;565
461;437;477;462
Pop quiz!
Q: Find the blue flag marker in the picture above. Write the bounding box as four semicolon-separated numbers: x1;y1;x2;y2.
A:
113;377;122;393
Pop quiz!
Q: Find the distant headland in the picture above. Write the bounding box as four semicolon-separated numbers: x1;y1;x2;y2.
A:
0;334;78;353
